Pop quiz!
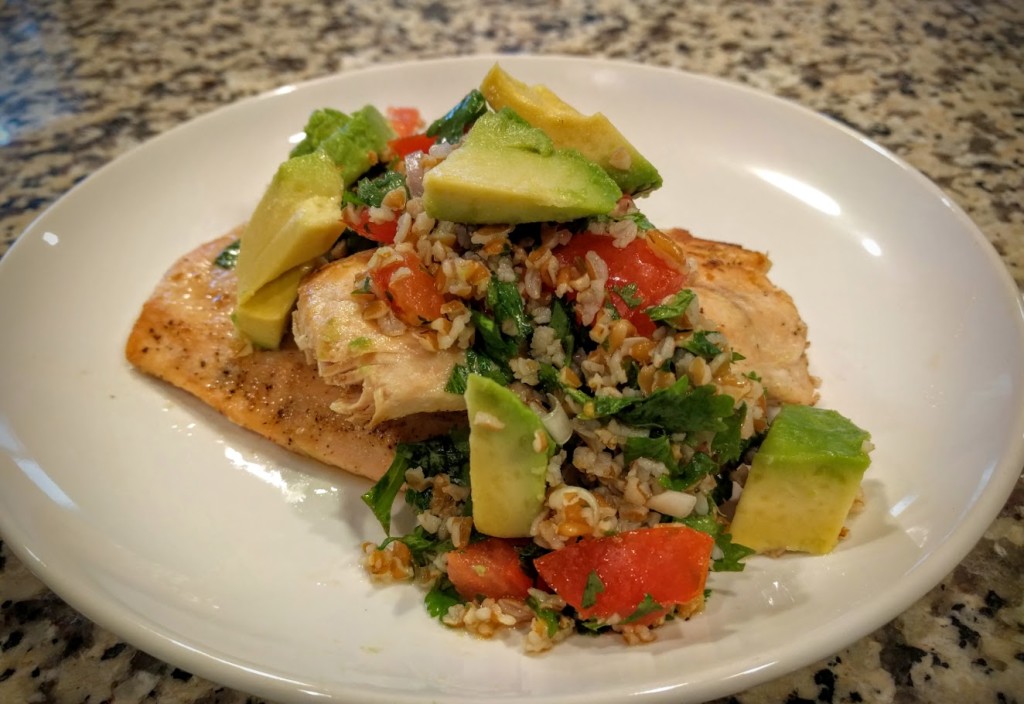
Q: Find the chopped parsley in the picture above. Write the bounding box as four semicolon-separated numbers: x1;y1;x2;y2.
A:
680;331;723;360
610;282;643;309
424;576;463;619
347;170;407;207
213;239;241;269
426;89;488;143
526;596;561;637
622;594;664;624
646;289;696;327
582;570;606;608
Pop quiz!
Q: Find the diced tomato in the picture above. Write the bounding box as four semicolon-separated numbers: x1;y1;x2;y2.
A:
447;538;534;601
388;133;436;159
552;232;686;337
370;251;445;326
386;106;423;138
533;525;713;625
343;207;398;244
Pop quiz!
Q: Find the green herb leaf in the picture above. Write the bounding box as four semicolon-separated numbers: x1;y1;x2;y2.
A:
619;378;735;434
610;282;643;309
646;289;696;327
526;596;561;638
678;512;753;572
581;570;606;608
681;331;723;360
471;309;520;362
361;445;411;534
406;427;470;480
624;211;655;230
353;170;407;208
661;451;718;491
577;617;609;633
445;349;511;394
624;435;678;473
711;403;747;464
622;594;664;623
714;533;756;572
563;387;638;419
426;89;488;143
425;576;463;619
380;526;453;567
213;239;241;269
549;298;576;360
487;277;531;339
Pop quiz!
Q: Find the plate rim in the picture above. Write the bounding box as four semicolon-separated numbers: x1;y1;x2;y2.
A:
1;53;1023;704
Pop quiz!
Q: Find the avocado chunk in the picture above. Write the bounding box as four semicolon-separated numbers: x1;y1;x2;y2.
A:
231;262;313;349
466;374;554;538
480;64;662;196
305;105;394;186
422;108;621;224
729;404;872;555
234;151;346;306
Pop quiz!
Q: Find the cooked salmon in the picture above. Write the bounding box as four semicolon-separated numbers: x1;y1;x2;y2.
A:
124;232;464;482
292;251;466;427
666;228;819;405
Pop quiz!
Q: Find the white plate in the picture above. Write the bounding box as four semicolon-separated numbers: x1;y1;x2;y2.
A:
1;56;1022;704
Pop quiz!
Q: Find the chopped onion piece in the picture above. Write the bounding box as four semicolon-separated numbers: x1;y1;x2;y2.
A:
646;490;697;518
540;396;572;445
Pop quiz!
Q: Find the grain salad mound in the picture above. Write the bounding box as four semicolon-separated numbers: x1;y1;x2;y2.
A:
126;63;871;654
346;173;775;650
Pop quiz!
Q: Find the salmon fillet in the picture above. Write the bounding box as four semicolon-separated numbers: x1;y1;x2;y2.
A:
292;251;466;427
666;228;819;406
124;231;464;482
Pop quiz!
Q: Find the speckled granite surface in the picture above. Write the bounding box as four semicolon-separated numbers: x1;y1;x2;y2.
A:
1;1;1021;702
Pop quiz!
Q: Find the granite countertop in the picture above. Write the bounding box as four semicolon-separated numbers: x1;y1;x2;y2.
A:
1;1;1021;702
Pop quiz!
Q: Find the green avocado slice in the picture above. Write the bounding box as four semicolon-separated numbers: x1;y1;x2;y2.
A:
466;374;555;538
422;108;622;224
479;64;662;196
729;404;872;555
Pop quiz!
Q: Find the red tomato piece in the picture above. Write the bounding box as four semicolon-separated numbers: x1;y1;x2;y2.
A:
388;133;436;158
343;208;398;244
370;251;445;326
553;232;686;337
447;538;534;601
533;525;713;625
386;106;423;138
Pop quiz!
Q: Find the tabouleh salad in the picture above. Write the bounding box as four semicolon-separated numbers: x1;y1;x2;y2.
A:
219;65;873;652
